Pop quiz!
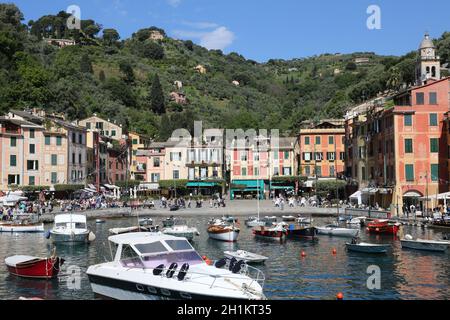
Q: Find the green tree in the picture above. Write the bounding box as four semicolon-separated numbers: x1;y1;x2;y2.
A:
102;28;120;46
119;61;134;84
80;53;93;74
99;70;105;82
149;74;165;114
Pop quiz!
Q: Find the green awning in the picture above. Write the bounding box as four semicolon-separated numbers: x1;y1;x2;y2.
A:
270;186;294;190
186;182;218;188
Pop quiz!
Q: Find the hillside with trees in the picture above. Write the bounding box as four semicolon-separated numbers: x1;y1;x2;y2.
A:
1;3;450;140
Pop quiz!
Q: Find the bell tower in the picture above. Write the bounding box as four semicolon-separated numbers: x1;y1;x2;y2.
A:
416;33;441;85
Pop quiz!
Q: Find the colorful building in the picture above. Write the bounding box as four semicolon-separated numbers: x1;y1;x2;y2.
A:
129;132;152;181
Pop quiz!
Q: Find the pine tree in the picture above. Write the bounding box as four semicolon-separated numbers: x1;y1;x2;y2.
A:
150;74;165;115
119;61;135;84
80;53;93;74
99;70;105;82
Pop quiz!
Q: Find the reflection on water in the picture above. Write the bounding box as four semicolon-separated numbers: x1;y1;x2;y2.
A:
0;216;448;300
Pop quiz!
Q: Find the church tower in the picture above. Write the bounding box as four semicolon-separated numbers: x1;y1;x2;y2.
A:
416;33;441;85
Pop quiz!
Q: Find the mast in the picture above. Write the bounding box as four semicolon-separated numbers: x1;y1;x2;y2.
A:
335;134;339;219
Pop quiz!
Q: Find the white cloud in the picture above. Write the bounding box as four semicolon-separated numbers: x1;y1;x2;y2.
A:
173;26;235;50
200;27;235;50
180;21;219;29
167;0;182;8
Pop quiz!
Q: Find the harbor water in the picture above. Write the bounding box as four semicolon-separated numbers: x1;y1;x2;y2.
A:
0;215;448;300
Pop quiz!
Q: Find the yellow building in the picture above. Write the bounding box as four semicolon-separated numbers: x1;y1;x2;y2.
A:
129;132;152;181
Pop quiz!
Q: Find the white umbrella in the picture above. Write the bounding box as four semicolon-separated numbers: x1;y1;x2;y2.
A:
134;186;138;199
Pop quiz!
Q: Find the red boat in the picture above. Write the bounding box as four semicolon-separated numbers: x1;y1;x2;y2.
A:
253;223;287;240
366;219;401;235
5;255;65;280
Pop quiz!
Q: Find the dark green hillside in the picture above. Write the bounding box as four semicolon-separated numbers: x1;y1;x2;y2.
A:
1;3;450;139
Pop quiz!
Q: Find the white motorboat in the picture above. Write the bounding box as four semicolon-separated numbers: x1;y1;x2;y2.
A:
345;241;391;253
109;226;150;235
400;235;450;252
207;219;240;242
245;217;266;228
0;214;44;233
139;218;153;227
282;215;296;222
86;233;265;300
296;217;314;224
162;225;200;241
49;214;94;244
346;217;366;226
224;250;268;264
316;225;359;237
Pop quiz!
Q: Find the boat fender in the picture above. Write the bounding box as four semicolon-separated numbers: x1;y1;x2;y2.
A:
88;232;96;242
153;264;165;276
404;234;413;240
177;263;190;281
44;231;51;239
228;258;237;271
232;260;245;274
214;258;227;269
166;263;178;278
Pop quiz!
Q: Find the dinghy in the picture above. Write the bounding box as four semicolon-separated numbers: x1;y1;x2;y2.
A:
316;225;359;237
282;215;296;222
224;250;268;264
345;241;391;253
400;234;450;252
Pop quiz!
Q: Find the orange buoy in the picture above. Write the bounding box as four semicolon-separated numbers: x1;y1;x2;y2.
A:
332;248;337;255
301;251;306;258
202;256;208;261
336;292;344;300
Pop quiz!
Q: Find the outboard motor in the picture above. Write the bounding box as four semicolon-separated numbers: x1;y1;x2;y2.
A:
228;258;237;271
177;263;190;281
166;263;178;278
153;264;165;276
232;260;246;274
214;258;227;269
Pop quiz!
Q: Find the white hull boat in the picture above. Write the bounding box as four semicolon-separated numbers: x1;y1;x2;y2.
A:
245;218;266;227
282;216;296;222
317;225;359;237
224;250;268;264
162;225;200;241
296;217;314;224
0;223;44;233
346;217;366;226
49;214;94;244
87;233;265;300
346;242;391;253
208;229;240;242
401;236;450;252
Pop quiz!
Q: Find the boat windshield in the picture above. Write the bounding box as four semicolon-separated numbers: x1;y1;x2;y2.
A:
141;251;204;269
55;222;86;229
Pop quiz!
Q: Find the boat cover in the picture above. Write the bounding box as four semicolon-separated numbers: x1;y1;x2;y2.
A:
5;255;41;267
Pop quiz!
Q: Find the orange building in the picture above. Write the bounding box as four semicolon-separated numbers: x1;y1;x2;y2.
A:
299;119;346;179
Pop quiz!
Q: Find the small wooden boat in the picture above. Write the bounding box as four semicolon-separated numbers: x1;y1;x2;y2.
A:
109;226;154;235
5;254;65;279
366;220;400;235
224;250;268;264
253;223;287;241
347;217;366;226
286;225;318;241
346;241;391;254
282;215;296;222
400;235;450;252
0;216;45;233
207;220;240;242
316;225;359;237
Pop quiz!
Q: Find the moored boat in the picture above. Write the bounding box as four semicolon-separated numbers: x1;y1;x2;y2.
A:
400;235;450;252
223;250;268;264
49;214;93;244
0;214;44;233
86;233;265;300
245;217;266;227
139;218;153;227
207;219;240;242
316;225;359;237
282;215;296;222
162;224;200;241
162;216;175;228
296;216;314;224
285;225;318;241
253;223;287;241
366;219;400;235
345;239;390;253
5;254;64;279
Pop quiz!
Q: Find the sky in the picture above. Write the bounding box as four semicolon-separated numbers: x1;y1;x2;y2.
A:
11;0;450;62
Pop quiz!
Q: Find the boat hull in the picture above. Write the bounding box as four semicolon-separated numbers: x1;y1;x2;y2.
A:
401;240;450;252
0;224;45;233
50;231;90;243
286;227;318;240
366;223;400;235
317;227;359;237
253;230;286;241
224;251;268;264
5;256;64;279
346;243;389;253
163;231;195;241
207;230;240;242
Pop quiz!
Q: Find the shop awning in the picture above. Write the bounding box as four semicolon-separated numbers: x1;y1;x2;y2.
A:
420;191;450;200
349;191;362;205
187;182;218;188
270;186;294;190
403;191;422;198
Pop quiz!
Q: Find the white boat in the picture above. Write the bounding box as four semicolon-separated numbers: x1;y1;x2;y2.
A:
345;241;391;253
162;225;200;241
245;217;266;227
0;221;44;233
96;219;106;224
109;226;149;235
207;219;240;242
316;225;359;237
86;233;265;300
224;250;268;264
347;217;366;226
296;217;314;224
49;214;93;244
400;235;450;252
139;218;153;226
282;215;296;222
